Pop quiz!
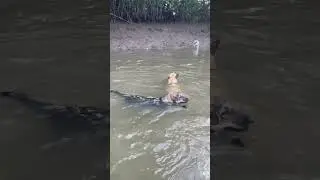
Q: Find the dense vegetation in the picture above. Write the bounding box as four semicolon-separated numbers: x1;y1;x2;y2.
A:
110;0;210;23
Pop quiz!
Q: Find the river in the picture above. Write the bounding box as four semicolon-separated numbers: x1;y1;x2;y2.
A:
213;0;320;179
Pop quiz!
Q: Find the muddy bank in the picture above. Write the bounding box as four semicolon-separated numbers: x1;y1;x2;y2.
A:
110;23;210;52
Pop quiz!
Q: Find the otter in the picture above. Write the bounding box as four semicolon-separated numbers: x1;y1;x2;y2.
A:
163;72;189;104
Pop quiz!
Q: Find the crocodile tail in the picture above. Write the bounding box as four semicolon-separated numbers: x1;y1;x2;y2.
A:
110;89;126;96
1;90;29;101
1;91;14;97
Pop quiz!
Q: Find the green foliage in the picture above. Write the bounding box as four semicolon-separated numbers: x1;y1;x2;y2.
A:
110;0;210;23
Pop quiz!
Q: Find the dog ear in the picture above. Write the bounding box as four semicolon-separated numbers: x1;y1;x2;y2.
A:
175;73;179;79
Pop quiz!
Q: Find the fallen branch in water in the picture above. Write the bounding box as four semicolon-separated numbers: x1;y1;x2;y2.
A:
110;13;131;24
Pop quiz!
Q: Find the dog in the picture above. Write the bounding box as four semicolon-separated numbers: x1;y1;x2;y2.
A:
162;72;189;105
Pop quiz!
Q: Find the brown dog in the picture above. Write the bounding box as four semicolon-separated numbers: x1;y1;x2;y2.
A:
161;72;189;104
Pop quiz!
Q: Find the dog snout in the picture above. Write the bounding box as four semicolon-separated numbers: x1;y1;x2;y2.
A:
183;96;189;103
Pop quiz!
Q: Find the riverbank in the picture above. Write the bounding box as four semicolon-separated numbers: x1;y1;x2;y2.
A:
110;23;210;52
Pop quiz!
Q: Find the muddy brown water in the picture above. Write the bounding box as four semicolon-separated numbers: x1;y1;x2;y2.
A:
214;0;320;179
0;0;109;180
110;49;211;180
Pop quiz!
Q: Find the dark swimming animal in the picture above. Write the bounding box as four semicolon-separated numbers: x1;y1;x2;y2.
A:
110;89;189;108
211;39;220;57
211;39;220;70
1;90;109;130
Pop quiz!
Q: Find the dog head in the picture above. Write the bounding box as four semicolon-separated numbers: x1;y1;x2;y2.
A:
167;72;179;85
